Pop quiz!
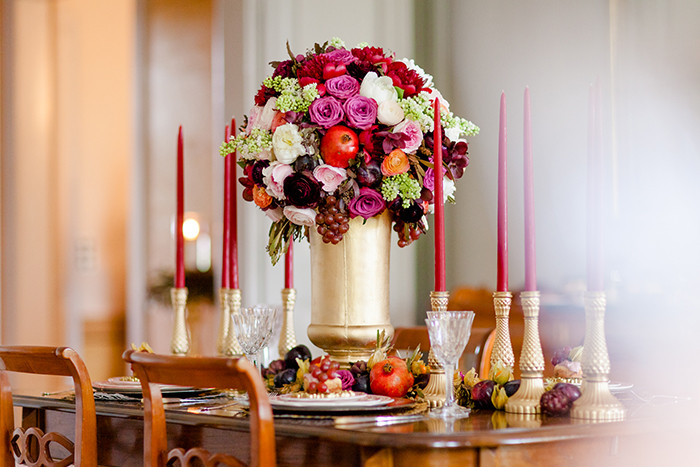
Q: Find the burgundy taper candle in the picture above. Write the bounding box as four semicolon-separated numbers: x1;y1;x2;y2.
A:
285;240;294;289
497;92;509;292
230;118;240;289
221;124;232;288
433;98;446;292
175;126;185;288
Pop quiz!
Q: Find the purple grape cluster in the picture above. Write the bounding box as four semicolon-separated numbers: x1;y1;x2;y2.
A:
550;347;571;366
540;383;582;416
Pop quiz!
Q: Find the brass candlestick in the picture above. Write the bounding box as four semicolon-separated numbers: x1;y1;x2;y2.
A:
491;291;514;370
170;287;190;355
423;290;450;408
222;288;243;356
278;288;298;357
506;291;545;414
571;291;625;421
216;288;231;356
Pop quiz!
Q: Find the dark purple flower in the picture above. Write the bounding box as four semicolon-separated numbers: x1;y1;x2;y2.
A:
325;75;360;100
398;201;424;223
380;131;409;154
348;187;386;219
309;96;344;128
343;96;378;130
251;160;270;185
283;173;321;208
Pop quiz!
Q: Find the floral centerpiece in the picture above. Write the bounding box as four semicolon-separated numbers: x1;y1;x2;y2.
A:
221;38;479;264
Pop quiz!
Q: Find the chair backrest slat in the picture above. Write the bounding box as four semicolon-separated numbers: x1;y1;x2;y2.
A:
123;350;276;467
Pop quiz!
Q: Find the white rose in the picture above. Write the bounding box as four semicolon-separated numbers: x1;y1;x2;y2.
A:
360;72;398;105
262;162;293;199
377;101;404;126
313;164;347;193
444;126;463;143
272;123;305;164
283;206;316;227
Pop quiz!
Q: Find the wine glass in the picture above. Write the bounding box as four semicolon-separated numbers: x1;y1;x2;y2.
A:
425;310;475;419
233;305;279;373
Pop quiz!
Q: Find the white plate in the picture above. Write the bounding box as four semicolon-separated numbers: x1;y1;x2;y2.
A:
269;393;393;410
276;391;368;404
93;378;196;395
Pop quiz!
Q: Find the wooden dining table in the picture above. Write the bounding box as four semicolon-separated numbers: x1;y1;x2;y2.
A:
13;387;698;467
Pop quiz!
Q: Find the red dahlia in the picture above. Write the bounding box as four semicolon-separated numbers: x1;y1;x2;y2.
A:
385;61;426;98
254;84;277;106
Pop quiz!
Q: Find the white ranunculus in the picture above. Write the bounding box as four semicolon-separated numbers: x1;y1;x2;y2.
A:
262;162;293;199
283;206;316;227
377;101;405;126
360;72;398;105
272;123;305;164
444;126;463;143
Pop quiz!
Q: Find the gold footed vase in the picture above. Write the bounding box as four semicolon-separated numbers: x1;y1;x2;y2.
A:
423;291;450;408
278;288;298;357
506;291;545;414
491;291;514;370
571;291;625;421
170;287;190;355
222;288;243;356
308;212;393;365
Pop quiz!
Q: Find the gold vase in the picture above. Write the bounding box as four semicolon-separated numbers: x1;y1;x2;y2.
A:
308;211;393;364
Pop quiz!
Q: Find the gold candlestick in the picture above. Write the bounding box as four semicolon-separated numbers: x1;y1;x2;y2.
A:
170;287;190;355
506;291;545;414
571;291;625;421
222;288;243;356
278;288;298;358
491;291;514;370
423;290;450;408
216;288;231;356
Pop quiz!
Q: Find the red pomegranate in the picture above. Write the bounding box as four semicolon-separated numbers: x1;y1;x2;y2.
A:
369;356;414;398
320;125;359;168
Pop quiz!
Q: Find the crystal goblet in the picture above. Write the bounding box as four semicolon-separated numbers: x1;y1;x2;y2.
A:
425;310;475;419
233;305;279;373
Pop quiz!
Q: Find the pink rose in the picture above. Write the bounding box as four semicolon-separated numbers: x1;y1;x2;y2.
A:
393;119;423;153
344;96;378;130
283;206;316;226
309;96;344;128
265;207;283;222
262;162;293;199
313;164;347;193
348;187;386;219
325;75;360;100
246;97;278;134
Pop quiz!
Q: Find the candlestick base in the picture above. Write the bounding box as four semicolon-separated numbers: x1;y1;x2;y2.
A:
278;288;298;358
506;291;545;414
424;290;450;408
222;288;243;356
491;291;514;371
571;291;625;421
216;288;231;356
170;288;190;355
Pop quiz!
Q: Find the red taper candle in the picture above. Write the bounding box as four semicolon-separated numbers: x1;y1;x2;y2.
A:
285;240;293;289
497;92;509;292
175;126;185;288
433;98;446;292
229;118;240;289
221;124;232;288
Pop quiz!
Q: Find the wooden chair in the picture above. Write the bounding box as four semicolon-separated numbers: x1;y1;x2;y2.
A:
122;350;276;467
391;326;496;377
0;346;97;467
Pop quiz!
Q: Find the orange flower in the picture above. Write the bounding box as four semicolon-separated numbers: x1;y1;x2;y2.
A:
253;184;272;209
381;149;410;176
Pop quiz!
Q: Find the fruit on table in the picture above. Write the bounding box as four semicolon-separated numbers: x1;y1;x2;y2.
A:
369;356;414;398
352;373;370;393
540;389;574;416
471;380;496;409
273;368;297;388
503;379;521;397
552;382;581;402
303;356;342;394
284;344;312;370
320;125;359;168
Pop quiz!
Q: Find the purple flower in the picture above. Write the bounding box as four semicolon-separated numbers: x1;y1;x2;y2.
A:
343;96;378;130
323;49;356;65
336;370;355;391
348;187;386;219
251;160;270;185
283;173;321;208
422;166;447;192
325;75;360;100
309;96;344;128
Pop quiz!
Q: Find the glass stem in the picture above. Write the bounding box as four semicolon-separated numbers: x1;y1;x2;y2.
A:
443;361;455;409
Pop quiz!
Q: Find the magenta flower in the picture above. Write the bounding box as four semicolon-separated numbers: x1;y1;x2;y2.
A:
325;75;360;100
343;96;378;130
348;187;386;219
309;97;344;128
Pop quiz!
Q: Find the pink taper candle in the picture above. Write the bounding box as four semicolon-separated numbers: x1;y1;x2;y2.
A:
229;118;240;289
523;87;536;291
285;240;294;289
497;92;509;292
587;84;604;292
433;98;446;292
221;124;232;288
175;126;185;288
